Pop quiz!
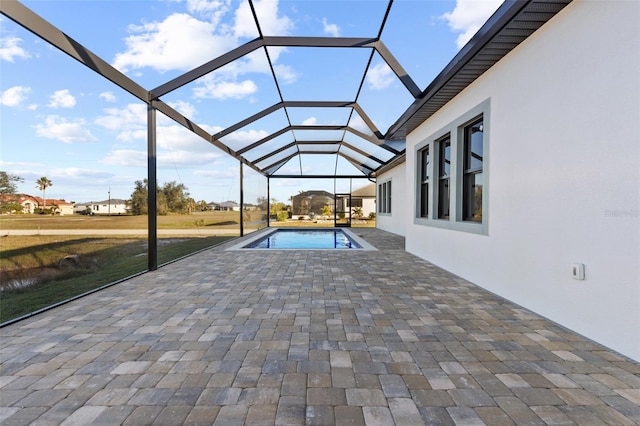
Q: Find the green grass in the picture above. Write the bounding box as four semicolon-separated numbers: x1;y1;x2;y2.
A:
0;235;234;323
0;211;257;230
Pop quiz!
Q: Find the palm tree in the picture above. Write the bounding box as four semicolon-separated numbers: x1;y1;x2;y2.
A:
352;206;364;220
35;177;53;211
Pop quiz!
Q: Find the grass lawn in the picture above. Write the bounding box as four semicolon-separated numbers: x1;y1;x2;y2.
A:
0;234;234;323
0;211;253;230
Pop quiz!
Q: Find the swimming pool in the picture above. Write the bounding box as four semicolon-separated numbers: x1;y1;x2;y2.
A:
228;228;376;250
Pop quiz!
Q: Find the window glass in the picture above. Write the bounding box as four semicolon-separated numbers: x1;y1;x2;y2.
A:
464;172;483;221
387;181;391;214
438;136;451;219
463;118;483;221
440;138;451;177
438;178;450;219
420;146;429;217
465;120;484;172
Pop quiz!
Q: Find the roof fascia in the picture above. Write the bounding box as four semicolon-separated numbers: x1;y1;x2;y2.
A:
385;0;532;139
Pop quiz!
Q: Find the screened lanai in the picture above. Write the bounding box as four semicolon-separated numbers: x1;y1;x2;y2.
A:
1;0;570;272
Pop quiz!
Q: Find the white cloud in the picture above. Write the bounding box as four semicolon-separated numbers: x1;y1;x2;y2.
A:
193;76;258;100
441;0;504;49
99;92;117;102
110;0;297;101
95;103;147;141
191;48;295;98
223;128;270;146
0;36;30;62
48;89;76;108
157;124;223;154
167;100;198;118
366;62;395;90
193;167;238;180
0;86;32;107
302;117;317;126
57;167;114;180
234;0;294;38
35;115;97;143
102;147;219;168
322;18;340;37
272;63;298;85
102;149;147;167
95;101;224;149
157;149;220;166
184;0;229;22
275;178;302;188
112;13;237;73
348;115;373;134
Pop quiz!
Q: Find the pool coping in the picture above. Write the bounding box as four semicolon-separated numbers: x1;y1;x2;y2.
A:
225;227;378;251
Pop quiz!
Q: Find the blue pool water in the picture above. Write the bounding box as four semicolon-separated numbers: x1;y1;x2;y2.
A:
244;229;361;249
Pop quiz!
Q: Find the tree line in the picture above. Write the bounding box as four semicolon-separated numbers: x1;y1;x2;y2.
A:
129;179;198;215
1;171;276;216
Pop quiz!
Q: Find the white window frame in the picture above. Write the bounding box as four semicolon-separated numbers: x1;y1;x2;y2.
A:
414;99;490;235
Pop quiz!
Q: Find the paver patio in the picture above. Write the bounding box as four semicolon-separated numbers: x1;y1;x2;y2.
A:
1;228;639;425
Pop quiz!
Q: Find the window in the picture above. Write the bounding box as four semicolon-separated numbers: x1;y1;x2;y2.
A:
463;119;483;221
347;198;362;208
437;136;451;220
414;99;489;235
378;180;391;214
419;146;429;217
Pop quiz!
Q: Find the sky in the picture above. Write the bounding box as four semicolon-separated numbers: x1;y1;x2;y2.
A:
1;0;503;205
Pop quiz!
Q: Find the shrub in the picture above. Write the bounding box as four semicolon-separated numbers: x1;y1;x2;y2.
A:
276;211;288;222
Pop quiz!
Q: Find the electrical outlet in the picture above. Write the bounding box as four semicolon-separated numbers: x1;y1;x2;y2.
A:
571;263;585;280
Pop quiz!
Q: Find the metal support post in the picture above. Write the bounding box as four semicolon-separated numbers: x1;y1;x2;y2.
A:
147;104;158;271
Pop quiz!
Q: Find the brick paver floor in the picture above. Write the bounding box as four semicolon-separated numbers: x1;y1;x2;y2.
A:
1;228;639;425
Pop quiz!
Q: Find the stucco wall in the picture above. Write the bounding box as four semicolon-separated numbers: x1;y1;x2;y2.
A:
404;1;640;360
376;162;406;236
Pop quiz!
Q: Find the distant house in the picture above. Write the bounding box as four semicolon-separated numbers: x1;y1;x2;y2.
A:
46;198;74;216
208;201;240;211
0;194;73;215
0;194;39;214
74;199;129;215
337;183;376;219
243;203;259;211
291;190;333;219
